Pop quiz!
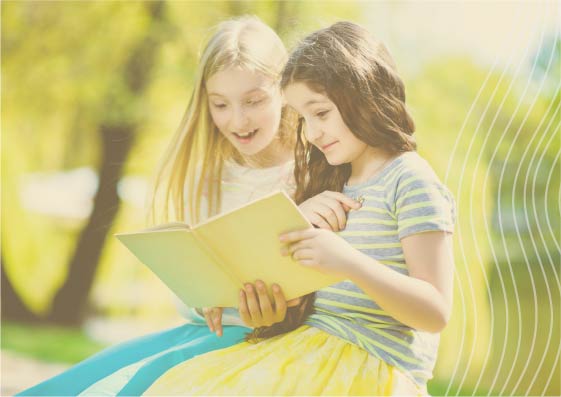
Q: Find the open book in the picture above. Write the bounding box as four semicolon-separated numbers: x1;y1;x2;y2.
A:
116;191;341;308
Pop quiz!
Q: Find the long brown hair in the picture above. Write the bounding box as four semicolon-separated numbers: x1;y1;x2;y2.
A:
248;21;417;341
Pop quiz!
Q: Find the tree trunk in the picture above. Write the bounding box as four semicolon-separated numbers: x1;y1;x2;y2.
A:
47;1;166;326
275;0;290;34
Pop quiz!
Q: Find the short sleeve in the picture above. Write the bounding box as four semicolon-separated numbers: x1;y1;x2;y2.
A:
394;170;456;240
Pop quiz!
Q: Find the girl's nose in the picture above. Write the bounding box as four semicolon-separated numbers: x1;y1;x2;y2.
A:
230;106;249;130
305;123;323;142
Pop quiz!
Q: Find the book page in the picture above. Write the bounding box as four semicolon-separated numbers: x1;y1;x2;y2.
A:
116;229;240;308
194;191;342;302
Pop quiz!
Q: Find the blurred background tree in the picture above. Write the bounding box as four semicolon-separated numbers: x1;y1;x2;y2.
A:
2;0;168;325
2;1;559;395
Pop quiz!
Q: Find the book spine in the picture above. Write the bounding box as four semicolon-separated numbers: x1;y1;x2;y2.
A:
190;229;242;292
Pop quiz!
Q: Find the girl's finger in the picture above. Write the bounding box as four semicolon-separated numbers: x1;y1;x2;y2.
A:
322;198;347;230
238;290;252;326
314;202;339;231
286;296;302;307
325;191;362;209
309;214;332;230
244;283;262;322
202;308;214;332
287;240;309;255
298;258;318;267
292;248;315;262
279;228;316;243
255;280;274;326
271;284;287;322
212;308;223;337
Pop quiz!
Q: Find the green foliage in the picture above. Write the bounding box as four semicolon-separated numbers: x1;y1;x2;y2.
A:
408;55;559;395
1;322;107;364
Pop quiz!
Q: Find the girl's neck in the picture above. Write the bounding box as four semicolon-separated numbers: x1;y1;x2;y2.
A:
347;147;396;186
237;140;293;169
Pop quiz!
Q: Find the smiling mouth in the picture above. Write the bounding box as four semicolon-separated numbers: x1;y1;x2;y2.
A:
321;141;338;151
233;129;259;142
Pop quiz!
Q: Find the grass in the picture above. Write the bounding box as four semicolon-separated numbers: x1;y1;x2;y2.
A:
1;321;107;364
428;378;488;396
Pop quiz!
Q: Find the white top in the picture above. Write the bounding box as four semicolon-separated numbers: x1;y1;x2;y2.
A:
175;159;295;326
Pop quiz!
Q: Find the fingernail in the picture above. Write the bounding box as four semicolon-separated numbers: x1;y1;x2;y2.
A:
273;285;280;293
279;235;286;242
245;284;252;292
240;290;245;297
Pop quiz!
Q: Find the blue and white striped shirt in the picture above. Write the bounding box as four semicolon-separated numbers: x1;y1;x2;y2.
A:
305;151;456;387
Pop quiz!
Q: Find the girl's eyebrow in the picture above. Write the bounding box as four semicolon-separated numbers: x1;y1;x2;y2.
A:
207;87;269;98
304;99;329;108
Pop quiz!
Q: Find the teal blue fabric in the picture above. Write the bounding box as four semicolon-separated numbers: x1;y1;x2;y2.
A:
17;324;249;396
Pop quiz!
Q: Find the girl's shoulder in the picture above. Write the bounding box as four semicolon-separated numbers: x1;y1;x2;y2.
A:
386;152;456;233
343;152;437;196
386;152;440;184
381;152;450;198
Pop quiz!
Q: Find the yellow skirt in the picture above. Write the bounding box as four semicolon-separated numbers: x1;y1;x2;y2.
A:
145;325;425;396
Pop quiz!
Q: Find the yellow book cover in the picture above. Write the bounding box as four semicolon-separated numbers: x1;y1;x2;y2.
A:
116;191;341;308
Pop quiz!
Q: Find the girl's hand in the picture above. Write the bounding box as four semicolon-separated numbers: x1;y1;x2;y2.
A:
202;307;224;337
238;281;301;328
298;191;361;231
280;228;361;277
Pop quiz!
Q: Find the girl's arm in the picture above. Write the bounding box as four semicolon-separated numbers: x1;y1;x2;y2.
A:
349;230;454;333
280;228;454;333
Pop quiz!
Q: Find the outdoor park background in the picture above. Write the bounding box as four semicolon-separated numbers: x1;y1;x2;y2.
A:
1;1;559;395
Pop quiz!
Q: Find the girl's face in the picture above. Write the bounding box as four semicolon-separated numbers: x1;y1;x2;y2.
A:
207;66;283;157
284;82;370;166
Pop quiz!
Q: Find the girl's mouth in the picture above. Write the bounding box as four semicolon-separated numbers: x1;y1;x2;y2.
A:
233;129;259;144
321;141;338;151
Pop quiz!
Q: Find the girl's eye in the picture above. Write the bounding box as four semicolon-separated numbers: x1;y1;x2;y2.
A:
212;103;227;109
246;98;265;106
316;110;330;119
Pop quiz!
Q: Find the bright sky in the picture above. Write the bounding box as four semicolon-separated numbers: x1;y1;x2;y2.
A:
362;1;560;74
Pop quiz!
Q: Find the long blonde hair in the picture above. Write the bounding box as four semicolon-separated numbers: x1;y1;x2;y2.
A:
149;16;297;225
